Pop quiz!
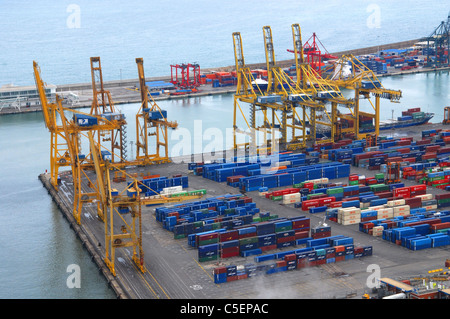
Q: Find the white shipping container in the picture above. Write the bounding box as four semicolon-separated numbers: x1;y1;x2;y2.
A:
377;212;393;219
339;214;362;221
377;207;394;215
341;219;361;225
387;199;406;207
369;205;388;211
283;193;301;200
423;205;438;211
415;194;433;201
338;207;361;215
393;205;410;214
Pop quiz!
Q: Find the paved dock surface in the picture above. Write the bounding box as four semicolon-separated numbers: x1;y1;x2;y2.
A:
39;124;450;299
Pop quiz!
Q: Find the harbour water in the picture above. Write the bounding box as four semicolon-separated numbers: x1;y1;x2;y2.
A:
0;1;449;299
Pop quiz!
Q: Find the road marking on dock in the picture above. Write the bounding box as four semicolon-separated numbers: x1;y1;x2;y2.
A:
127;255;170;299
180;244;214;282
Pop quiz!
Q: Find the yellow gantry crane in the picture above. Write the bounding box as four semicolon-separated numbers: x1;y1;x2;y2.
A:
88;131;205;276
289;23;355;144
325;54;402;139
34;61;128;224
35;59;203;277
89;57;128;163
232;27;317;154
33;61;72;190
231;25;357;153
135;57;178;164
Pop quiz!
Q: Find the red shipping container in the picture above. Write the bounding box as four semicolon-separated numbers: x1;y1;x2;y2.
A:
168;212;179;219
436;193;450;200
397;148;411;154
405;197;421;209
410;184;426;192
393;187;411;198
276;260;287;268
242;196;253;203
396;140;411;146
302;200;320;211
329;201;343;208
312;231;331;239
404;158;416;163
320;196;336;205
214;267;227;274
295;231;310;239
361;216;377;222
260;244;277;252
405;219;441;227
277;236;296;244
284;254;296;262
227;275;238;282
316;259;326;265
423;152;437;160
304;182;314;190
376;191;393;198
219;230;238;242
416;138;432;145
198;233;218;241
237;274;248;280
221;251;239;259
227;175;244;183
292;219;310;229
411;189;426;196
431;222;450;230
239;232;257;239
426;145;441;153
334;245;345;252
363;223;375;230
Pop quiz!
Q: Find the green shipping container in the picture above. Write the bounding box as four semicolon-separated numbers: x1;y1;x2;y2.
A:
199;238;219;246
272;195;283;201
327;187;343;195
170;191;188;197
211;222;221;230
239;237;258;245
199;255;218;263
275;226;292;232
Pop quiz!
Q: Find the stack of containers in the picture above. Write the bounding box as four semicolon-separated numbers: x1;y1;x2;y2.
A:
282;192;301;204
311;225;331;239
338;207;361;225
436;193;450;208
199;216;312;261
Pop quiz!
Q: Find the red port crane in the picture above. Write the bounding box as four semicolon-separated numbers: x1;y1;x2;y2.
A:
170;63;201;89
287;32;337;76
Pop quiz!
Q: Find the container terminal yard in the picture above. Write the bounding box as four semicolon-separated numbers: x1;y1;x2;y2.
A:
13;19;450;302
